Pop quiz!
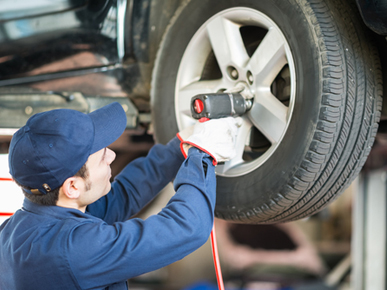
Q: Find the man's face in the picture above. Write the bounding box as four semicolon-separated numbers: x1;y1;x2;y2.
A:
79;147;116;207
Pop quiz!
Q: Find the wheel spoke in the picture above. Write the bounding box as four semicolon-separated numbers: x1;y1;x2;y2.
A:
206;16;250;70
248;91;288;144
176;79;225;117
248;28;287;86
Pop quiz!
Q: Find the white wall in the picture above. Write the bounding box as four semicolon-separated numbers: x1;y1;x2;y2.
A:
0;154;24;225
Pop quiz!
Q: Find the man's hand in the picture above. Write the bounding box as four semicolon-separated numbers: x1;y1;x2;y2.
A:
179;117;242;164
176;125;195;142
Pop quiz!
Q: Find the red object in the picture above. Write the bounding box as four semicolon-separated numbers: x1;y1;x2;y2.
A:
180;141;217;166
194;99;204;113
178;135;224;289
0;178;13;181
211;225;225;290
199;117;210;123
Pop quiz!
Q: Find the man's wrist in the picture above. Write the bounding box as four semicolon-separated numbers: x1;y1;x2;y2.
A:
188;146;214;163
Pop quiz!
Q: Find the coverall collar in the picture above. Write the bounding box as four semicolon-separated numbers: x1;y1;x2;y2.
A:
22;198;95;220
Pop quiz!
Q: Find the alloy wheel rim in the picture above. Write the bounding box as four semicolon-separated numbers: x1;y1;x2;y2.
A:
175;7;296;177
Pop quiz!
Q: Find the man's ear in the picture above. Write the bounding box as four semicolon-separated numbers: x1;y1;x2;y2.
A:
61;177;83;199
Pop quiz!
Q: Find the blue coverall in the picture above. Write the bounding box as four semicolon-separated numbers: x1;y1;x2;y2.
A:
0;137;216;289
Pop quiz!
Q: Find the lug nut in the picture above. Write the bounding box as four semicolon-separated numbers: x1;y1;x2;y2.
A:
227;66;239;80
247;71;254;85
245;99;253;110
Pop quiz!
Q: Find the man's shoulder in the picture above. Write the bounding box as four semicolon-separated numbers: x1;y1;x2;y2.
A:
2;206;102;235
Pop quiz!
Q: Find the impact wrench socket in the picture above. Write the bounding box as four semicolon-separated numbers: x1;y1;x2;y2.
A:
191;93;252;121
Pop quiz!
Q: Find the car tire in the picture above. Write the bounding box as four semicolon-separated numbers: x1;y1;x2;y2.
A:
151;0;383;223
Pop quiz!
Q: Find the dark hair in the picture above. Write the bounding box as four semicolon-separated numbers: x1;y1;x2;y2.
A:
16;163;88;206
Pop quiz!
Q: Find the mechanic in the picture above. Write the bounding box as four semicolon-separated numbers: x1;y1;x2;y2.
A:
0;102;241;290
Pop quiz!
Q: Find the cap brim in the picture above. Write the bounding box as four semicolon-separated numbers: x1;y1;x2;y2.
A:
88;102;127;154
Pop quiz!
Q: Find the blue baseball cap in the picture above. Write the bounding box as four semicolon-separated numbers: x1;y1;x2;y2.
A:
8;102;127;195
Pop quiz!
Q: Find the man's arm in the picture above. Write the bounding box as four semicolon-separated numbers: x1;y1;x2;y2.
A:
87;137;185;223
68;149;216;289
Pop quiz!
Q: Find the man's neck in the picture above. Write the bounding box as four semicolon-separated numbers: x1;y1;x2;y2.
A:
56;199;86;212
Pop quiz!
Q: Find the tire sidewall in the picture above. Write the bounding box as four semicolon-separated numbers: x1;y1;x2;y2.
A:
151;0;323;213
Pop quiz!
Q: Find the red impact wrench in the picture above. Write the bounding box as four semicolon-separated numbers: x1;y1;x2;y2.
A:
190;91;252;290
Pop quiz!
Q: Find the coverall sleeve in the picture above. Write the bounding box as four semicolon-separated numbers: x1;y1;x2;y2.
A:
68;148;216;289
87;137;186;224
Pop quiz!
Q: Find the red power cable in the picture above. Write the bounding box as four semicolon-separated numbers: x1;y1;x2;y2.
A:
210;224;225;290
